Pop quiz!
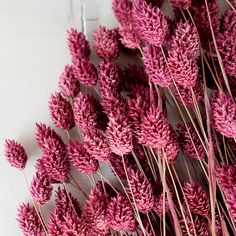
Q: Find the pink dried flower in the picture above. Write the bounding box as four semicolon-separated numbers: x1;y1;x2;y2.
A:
141;105;172;149
221;8;236;37
73;92;98;132
82;182;109;234
4;140;27;169
183;182;210;217
83;129;110;162
58;65;80;98
132;0;169;46
47;211;64;236
93;26;120;60
30;172;53;205
73;58;98;86
107;108;133;156
210;92;236;138
178;123;205;160
224;187;236;222
106;192;136;232
67;141;98;175
170;0;192;9
17;203;46;236
127;167;155;213
153;193;170;216
67;28;90;63
49;92;75;130
143;44;172;87
112;0;133;24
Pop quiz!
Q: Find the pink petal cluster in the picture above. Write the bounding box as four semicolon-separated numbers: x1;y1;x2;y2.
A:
4;140;27;169
47;211;64;236
67;141;98;175
106;192;136;232
210;92;236;138
49;92;75;130
153;193;170;216
73;58;98;86
93;26;120;60
132;0;169;46
170;0;192;9
67;28;90;63
112;0;133;24
221;8;236;38
58;65;80;98
17;203;46;236
30;172;53;205
224;187;236;222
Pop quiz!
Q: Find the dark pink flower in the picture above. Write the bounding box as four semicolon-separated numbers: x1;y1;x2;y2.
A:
132;0;169;46
127;167;155;213
4;140;27;169
67;141;98;175
93;26;120;60
58;65;80;98
224;187;236;222
112;0;133;24
67;28;90;63
183;182;210;217
221;8;236;38
138;217;159;236
153;193;170;217
73;58;98;86
170;0;192;9
210;92;236;138
30;172;53;205
106;192;136;232
48;211;64;236
49;92;75;130
17;203;46;236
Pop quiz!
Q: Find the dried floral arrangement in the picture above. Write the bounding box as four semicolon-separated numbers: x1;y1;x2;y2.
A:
3;0;236;235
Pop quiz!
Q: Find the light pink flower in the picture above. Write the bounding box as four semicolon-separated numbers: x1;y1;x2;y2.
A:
4;140;27;169
112;0;133;24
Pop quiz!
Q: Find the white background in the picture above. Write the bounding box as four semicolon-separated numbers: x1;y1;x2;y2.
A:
0;0;228;235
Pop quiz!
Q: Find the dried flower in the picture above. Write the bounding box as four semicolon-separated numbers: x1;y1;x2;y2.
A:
183;182;210;217
73;58;98;86
30;172;53;205
132;0;169;46
224;187;236;222
112;0;133;24
143;44;172;87
49;92;75;130
221;8;236;37
106;193;136;232
170;0;192;9
67;28;90;63
138;217;159;236
58;65;80;98
67;141;98;175
127;167;155;213
153;193;170;217
93;26;120;60
48;211;64;236
4;140;27;169
210;92;236;138
17;203;46;236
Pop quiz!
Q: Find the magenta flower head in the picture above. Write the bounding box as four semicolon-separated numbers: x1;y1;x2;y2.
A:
112;0;133;24
83;129;110;162
30;172;53;205
210;91;236;138
224;187;236;222
67;28;90;63
183;182;210;217
17;203;46;236
67;141;98;175
73;58;98;87
132;0;169;46
106;192;136;232
143;44;172;87
170;0;192;9
93;26;120;60
49;92;75;130
47;211;64;236
177;123;205;160
107;108;133;156
221;8;236;37
127;167;155;213
4;140;27;170
58;65;80;98
153;193;170;217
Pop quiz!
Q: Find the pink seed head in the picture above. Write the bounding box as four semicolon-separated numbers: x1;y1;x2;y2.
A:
170;0;192;9
112;0;133;24
221;8;236;37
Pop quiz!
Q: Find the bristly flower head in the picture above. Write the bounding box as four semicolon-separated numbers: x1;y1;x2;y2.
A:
49;92;75;130
67;141;98;175
112;0;133;24
58;65;80;98
143;44;172;87
93;26;120;60
67;28;90;63
132;0;169;46
210;91;236;138
183;182;210;217
106;192;136;232
153;192;171;217
127;167;155;213
17;203;46;236
30;172;53;205
4;140;27;169
107;108;133;156
47;211;64;236
170;0;192;9
73;58;98;87
221;8;236;38
224;187;236;222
